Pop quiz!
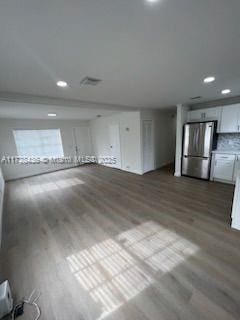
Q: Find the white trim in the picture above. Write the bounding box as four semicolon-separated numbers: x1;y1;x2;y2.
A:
5;164;80;182
174;104;189;178
0;175;5;248
0;92;138;111
141;119;155;174
212;178;234;185
155;161;172;170
108;123;122;170
231;170;240;231
174;172;181;177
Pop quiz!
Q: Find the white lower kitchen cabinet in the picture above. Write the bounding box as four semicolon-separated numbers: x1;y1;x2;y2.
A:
233;155;240;182
211;153;236;184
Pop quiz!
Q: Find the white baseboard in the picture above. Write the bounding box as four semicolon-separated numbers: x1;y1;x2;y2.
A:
5;164;80;181
174;172;181;177
212;178;235;185
231;220;240;231
155;161;173;170
100;163;142;175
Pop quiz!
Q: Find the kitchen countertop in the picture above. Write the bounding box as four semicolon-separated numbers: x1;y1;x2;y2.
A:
212;150;240;155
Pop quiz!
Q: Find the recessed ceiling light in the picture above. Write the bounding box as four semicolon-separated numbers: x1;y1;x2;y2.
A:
146;0;159;3
221;89;231;95
48;113;57;117
203;76;215;84
56;80;68;88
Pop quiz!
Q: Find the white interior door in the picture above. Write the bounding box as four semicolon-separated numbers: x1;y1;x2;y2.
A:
73;127;92;159
109;124;121;169
142;120;154;173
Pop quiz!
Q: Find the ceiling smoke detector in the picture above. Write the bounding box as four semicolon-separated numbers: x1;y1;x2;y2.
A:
80;77;102;86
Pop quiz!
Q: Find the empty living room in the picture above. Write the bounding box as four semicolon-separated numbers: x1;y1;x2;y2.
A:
0;1;240;319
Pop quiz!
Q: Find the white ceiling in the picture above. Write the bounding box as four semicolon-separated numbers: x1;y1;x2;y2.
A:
0;0;240;111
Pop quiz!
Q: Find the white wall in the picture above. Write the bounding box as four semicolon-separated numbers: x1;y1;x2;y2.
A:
91;112;142;174
0;109;176;181
141;110;176;170
0;118;91;180
91;110;176;176
174;104;189;177
0;165;5;247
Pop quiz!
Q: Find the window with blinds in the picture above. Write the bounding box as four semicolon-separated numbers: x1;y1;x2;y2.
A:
13;129;64;158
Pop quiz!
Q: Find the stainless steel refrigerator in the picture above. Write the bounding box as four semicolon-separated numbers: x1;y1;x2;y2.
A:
182;121;217;180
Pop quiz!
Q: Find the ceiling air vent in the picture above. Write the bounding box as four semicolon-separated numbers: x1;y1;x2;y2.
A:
190;96;202;100
80;77;102;86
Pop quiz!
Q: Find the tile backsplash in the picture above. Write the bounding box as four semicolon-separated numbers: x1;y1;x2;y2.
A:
217;133;240;151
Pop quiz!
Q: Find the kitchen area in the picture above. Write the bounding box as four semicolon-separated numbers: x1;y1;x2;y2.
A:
184;104;240;185
180;103;240;231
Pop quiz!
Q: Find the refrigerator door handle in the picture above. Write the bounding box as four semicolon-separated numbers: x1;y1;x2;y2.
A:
195;129;199;153
194;128;198;154
183;155;209;160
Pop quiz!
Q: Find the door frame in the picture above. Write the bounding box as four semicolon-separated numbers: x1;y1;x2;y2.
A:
109;123;122;169
72;126;93;158
141;119;155;174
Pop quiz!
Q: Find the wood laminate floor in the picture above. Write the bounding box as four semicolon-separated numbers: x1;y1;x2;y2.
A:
0;164;240;320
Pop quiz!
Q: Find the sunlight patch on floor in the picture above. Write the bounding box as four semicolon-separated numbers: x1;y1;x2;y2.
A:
30;178;84;194
117;221;198;273
66;221;198;320
67;238;153;320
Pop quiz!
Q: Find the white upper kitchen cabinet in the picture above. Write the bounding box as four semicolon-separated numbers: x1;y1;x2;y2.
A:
187;109;204;122
219;104;240;133
187;107;221;131
187;107;220;122
203;107;222;121
187;104;240;133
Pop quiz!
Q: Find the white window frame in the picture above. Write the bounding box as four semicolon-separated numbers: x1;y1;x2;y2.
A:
13;129;64;158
